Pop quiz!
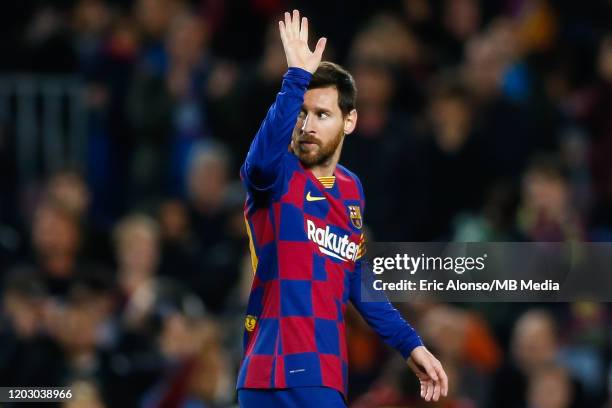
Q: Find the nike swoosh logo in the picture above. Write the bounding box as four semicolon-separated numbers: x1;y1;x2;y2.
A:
306;191;326;201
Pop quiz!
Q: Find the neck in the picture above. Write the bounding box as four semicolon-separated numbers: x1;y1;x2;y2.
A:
310;160;337;178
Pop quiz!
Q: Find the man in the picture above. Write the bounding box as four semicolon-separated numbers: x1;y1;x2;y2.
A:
237;10;448;407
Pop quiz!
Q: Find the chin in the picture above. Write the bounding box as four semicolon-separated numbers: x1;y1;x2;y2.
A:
298;155;318;167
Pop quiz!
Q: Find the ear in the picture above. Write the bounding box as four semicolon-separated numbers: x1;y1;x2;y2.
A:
343;109;358;135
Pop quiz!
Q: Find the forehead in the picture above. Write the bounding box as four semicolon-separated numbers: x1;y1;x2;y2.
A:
303;86;340;111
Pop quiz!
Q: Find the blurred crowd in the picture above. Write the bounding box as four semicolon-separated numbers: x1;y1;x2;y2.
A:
0;0;611;407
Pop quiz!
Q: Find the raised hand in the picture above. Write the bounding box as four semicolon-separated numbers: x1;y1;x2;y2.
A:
278;10;327;74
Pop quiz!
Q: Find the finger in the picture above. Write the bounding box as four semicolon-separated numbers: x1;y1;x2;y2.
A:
425;380;434;401
314;37;327;58
292;9;300;37
284;12;292;39
279;21;287;46
437;363;449;397
420;381;425;399
432;380;441;401
299;16;308;42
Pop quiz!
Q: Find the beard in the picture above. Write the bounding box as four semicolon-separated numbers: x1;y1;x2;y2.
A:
293;128;344;168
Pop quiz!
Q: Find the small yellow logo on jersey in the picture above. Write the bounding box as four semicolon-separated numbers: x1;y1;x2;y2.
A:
348;205;363;229
245;315;257;332
306;191;326;201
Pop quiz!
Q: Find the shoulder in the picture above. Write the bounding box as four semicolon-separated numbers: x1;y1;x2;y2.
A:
336;163;365;198
336;163;360;184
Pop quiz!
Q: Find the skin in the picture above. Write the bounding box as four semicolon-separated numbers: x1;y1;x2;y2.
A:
291;87;355;177
279;10;449;402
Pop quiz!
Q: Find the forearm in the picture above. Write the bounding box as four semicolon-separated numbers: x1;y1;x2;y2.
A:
350;261;424;359
242;67;311;189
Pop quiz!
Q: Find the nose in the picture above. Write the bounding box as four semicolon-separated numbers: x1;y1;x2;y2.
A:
301;113;315;134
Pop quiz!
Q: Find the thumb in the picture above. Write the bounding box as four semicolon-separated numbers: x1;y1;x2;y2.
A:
314;37;327;58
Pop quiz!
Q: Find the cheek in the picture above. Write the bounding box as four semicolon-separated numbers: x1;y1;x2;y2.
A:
320;121;343;141
292;123;301;138
294;117;304;131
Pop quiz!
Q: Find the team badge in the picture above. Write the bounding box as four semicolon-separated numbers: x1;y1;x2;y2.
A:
245;315;257;332
348;205;363;229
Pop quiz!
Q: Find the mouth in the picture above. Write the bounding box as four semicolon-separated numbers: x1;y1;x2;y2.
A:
298;139;320;150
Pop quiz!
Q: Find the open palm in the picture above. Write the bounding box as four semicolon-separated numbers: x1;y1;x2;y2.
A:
279;10;327;73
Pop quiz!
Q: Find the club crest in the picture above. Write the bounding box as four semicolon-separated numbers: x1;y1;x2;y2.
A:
348;205;363;229
245;315;257;332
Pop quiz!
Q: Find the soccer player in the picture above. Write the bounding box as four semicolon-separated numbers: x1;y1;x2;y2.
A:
237;10;448;407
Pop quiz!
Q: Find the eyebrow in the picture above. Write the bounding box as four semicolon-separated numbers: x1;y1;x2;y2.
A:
300;106;333;115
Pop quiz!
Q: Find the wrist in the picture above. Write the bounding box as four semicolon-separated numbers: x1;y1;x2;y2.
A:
401;337;425;360
285;67;313;81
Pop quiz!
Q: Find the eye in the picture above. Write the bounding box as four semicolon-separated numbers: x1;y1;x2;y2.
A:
297;111;306;119
318;112;329;119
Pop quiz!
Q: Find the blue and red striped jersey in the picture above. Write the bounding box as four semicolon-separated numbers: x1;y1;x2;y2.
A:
236;67;423;397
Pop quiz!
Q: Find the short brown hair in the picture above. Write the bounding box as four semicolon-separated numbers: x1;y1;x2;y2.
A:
309;61;357;116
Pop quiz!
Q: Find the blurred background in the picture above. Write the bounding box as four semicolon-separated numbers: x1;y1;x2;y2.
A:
0;0;611;407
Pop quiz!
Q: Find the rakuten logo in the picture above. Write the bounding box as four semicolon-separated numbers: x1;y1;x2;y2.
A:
306;219;358;262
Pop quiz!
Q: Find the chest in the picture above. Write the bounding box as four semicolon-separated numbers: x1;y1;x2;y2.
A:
275;171;363;264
